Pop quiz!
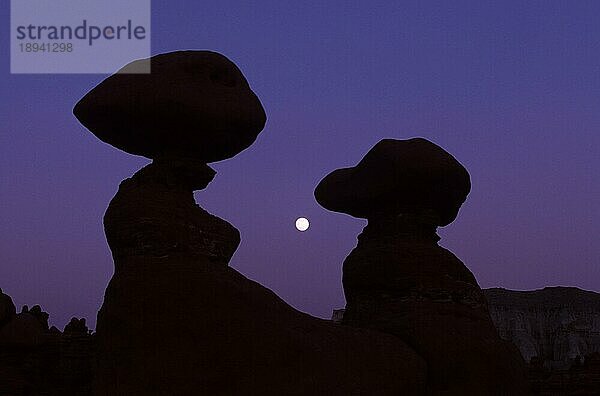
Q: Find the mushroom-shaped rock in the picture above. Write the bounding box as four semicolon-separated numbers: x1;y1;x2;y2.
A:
74;51;266;162
0;288;16;329
315;138;529;394
314;138;471;226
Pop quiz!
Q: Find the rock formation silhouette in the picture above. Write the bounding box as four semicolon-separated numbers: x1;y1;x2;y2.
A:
73;51;266;163
4;285;599;394
316;138;530;395
74;51;426;395
64;317;89;335
0;288;16;329
0;295;93;395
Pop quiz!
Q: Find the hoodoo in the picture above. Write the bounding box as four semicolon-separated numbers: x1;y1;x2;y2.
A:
316;138;530;395
75;52;426;395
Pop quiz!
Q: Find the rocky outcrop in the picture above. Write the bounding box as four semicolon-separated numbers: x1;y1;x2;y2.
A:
316;138;529;395
76;51;426;395
484;287;600;368
0;288;16;329
27;305;50;331
0;297;93;395
64;317;89;335
0;312;46;348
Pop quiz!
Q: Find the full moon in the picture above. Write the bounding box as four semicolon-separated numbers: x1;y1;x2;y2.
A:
295;217;310;231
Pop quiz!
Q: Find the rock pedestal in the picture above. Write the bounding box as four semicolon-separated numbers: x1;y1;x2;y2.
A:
76;52;426;395
93;159;426;395
316;138;529;395
102;159;239;267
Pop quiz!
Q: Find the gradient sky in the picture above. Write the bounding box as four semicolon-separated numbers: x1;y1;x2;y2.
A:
1;1;598;329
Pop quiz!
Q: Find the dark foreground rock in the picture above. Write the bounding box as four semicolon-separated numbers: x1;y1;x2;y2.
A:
317;138;529;395
92;159;426;395
4;285;600;394
0;288;16;329
79;51;426;395
0;305;93;396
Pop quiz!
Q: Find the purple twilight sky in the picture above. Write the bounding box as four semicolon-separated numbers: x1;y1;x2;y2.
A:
1;1;599;329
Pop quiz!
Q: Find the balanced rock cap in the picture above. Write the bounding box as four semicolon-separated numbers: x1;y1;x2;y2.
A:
74;51;267;163
314;138;471;226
